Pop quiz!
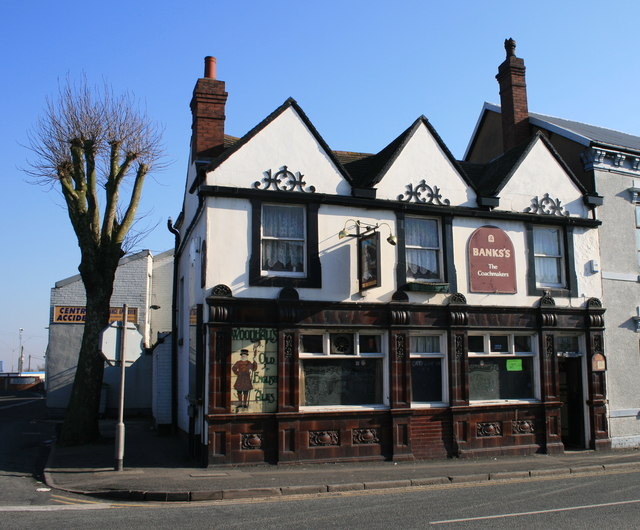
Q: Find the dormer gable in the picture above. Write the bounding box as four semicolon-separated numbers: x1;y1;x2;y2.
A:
372;117;477;207
195;98;352;196
482;133;590;218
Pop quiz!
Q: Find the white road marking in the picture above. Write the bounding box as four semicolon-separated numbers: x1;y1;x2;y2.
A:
0;399;41;410
0;504;112;512
430;498;640;525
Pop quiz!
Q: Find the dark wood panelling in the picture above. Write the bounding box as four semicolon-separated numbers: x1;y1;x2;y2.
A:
204;298;610;464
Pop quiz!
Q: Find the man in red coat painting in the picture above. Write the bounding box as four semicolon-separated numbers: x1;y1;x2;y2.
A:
232;346;258;410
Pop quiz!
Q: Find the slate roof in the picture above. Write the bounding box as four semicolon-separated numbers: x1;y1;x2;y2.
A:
478;102;640;153
530;111;640;152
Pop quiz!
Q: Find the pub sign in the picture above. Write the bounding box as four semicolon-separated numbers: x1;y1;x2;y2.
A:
468;226;517;293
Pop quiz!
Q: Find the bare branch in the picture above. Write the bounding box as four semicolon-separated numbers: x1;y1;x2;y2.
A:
114;162;149;244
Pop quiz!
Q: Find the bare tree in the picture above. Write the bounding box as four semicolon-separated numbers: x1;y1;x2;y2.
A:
26;79;163;445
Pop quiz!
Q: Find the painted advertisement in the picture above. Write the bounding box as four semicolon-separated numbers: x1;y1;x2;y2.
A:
52;306;138;324
230;328;278;413
468;226;517;293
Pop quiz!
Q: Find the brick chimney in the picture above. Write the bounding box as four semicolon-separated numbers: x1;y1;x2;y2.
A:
190;56;228;160
496;38;530;151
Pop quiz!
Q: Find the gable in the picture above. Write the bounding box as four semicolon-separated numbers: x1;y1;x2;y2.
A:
464;105;504;163
205;105;351;195
375;120;476;206
499;137;588;217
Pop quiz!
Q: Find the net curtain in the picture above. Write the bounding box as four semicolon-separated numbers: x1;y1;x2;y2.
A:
262;205;305;272
406;218;439;279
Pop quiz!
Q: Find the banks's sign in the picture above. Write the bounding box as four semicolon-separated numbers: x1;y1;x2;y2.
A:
468;226;517;293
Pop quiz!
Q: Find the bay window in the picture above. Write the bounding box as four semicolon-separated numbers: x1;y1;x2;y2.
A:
299;331;387;408
468;333;538;401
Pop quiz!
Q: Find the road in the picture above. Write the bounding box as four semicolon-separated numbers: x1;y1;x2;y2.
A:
1;393;639;528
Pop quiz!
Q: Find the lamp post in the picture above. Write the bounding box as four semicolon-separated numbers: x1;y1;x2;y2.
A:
115;305;127;471
17;328;24;373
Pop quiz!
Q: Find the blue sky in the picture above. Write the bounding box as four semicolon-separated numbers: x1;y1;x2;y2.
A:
2;0;640;370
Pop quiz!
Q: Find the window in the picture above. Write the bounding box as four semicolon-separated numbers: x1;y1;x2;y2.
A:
249;200;321;288
261;204;306;276
636;206;640;266
405;217;442;281
410;334;447;406
299;332;387;408
468;333;539;401
556;335;581;354
533;227;564;288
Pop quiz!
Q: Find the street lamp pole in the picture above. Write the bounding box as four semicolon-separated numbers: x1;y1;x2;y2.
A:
17;328;24;373
115;305;127;471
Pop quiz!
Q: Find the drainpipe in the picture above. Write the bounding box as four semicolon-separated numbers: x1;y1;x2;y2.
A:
167;217;181;432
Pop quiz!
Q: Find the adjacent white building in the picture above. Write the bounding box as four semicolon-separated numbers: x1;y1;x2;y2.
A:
46;249;173;425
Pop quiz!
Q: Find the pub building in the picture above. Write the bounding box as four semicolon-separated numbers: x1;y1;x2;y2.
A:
172;52;609;465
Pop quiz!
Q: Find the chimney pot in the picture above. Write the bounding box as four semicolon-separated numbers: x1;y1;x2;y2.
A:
204;56;217;79
504;38;516;58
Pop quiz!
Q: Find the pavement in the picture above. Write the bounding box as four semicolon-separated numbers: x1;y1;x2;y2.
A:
44;418;640;502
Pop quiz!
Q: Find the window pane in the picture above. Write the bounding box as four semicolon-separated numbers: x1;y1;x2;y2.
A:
406;249;440;280
469;357;534;400
468;336;485;352
556;335;580;353
300;335;323;354
301;358;383;406
411;358;442;402
411;336;440;353
330;333;354;355
406;218;439;248
534;228;560;256
262;240;304;272
535;256;561;285
262;205;304;238
490;335;509;353
514;335;532;353
359;335;381;353
636;206;640;228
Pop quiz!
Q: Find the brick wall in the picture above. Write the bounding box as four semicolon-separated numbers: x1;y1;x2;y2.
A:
410;410;454;459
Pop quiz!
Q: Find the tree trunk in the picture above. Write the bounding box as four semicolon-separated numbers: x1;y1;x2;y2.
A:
57;253;118;446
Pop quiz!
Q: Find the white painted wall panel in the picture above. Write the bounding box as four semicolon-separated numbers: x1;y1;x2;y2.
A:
375;123;477;206
500;140;589;218
205;107;350;195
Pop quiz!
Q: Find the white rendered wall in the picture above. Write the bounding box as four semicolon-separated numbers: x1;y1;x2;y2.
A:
499;140;589;218
375;122;477;207
175;217;207;434
205;106;350;196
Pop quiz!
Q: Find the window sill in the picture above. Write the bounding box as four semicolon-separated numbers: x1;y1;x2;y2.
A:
405;282;449;293
468;399;540;406
411;402;449;409
299;405;389;412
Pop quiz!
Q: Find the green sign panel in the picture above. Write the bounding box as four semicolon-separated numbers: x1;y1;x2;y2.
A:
506;358;522;372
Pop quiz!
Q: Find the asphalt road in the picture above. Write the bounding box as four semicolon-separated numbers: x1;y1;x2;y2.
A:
0;392;62;506
2;464;640;528
2;393;640;528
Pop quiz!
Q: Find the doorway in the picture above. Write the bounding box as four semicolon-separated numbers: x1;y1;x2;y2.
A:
558;355;586;449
